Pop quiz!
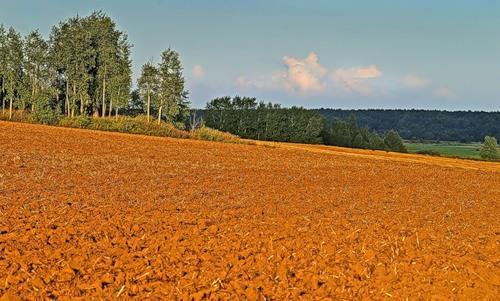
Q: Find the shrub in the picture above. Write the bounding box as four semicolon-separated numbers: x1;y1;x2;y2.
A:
30;108;61;125
480;136;499;160
137;120;190;139
12;113;242;144
88;118;117;131
0;110;30;122
59;116;92;128
132;114;150;123
85;116;191;139
191;126;240;143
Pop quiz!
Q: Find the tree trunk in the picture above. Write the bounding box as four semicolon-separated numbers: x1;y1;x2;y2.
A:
73;83;77;117
108;96;113;118
115;107;118;121
65;81;70;117
265;118;269;138
9;97;13;119
2;79;5;116
147;90;151;123
92;96;99;117
31;79;35;114
158;105;162;125
80;92;84;115
101;65;106;117
164;102;169;124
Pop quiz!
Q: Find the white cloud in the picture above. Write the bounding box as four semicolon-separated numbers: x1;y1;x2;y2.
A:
236;52;329;94
434;87;454;98
234;52;462;102
236;52;383;97
334;65;382;96
401;74;430;89
282;52;328;92
192;64;206;79
335;65;382;79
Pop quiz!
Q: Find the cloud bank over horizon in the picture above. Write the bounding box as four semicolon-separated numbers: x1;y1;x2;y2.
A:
232;52;454;107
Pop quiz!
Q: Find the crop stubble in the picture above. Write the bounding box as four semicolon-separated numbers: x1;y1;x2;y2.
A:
0;121;499;300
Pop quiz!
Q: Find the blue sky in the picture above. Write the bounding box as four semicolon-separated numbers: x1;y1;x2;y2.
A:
1;0;499;110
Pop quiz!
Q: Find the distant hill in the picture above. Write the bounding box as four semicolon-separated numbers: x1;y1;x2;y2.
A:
317;109;500;142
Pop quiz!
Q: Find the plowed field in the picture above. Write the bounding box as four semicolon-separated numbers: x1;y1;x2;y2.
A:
0;121;499;300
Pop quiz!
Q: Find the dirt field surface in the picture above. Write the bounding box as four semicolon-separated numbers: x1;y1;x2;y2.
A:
1;121;499;300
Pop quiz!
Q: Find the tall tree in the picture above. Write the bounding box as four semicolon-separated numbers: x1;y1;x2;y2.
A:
108;35;132;118
5;27;23;119
369;132;386;150
156;48;188;124
384;130;407;153
84;11;126;117
23;30;51;114
51;16;94;117
138;62;158;122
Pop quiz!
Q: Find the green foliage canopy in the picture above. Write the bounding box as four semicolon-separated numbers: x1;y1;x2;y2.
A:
480;136;499;160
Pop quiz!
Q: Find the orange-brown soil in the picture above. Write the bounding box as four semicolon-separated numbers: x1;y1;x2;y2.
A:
0;121;499;300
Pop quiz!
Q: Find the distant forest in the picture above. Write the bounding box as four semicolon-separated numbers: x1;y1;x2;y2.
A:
200;104;499;145
318;109;499;142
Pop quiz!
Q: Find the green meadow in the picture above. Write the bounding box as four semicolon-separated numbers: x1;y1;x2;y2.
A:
405;142;490;160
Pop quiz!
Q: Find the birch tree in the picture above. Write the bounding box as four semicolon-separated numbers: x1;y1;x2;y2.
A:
109;35;132;118
5;27;23;119
51;16;94;117
138;62;158;122
23;30;51;114
156;48;188;125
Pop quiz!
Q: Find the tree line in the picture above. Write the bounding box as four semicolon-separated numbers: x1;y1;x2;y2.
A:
322;114;407;152
318;109;500;143
0;11;187;124
203;96;407;152
204;96;324;143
